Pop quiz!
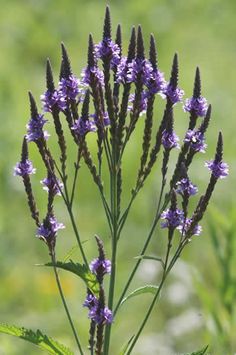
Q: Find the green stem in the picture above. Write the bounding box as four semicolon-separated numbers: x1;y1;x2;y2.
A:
50;250;84;354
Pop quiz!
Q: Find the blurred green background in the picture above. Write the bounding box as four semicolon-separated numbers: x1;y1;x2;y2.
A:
0;0;235;354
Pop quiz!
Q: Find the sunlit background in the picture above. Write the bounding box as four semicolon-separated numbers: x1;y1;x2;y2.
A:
0;0;235;354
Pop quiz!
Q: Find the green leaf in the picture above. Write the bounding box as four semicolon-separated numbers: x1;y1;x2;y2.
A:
121;285;158;306
184;345;209;355
119;335;135;355
134;255;165;268
39;260;99;296
0;323;74;355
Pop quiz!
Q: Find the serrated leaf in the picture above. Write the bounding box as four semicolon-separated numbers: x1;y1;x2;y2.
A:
184;345;209;355
119;335;135;355
40;260;99;296
121;285;158;306
0;323;74;355
134;255;164;268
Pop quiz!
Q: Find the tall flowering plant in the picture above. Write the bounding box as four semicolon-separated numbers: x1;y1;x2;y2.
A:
2;6;228;355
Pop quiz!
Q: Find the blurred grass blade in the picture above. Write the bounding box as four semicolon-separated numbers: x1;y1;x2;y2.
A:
119;335;135;355
0;323;74;355
121;285;158;306
62;245;79;262
184;345;209;355
39;260;99;296
134;255;165;268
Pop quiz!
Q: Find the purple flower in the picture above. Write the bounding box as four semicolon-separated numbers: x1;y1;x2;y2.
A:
128;91;148;114
161;208;184;229
88;305;113;325
127;58;153;85
147;70;166;94
59;75;80;100
26;114;49;142
184;129;206;153
71;118;97;136
205;160;229;179
176;178;198;196
116;56;128;84
163;83;184;104
90;258;111;275
184;96;208;117
95;38;120;67
40;90;67;112
14;160;36;177
40;176;63;196
37;216;65;239
162;129;180;149
83;294;98;308
91;112;110;127
177;218;202;236
81;66;104;87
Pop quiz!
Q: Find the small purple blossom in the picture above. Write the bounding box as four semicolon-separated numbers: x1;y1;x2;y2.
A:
37;216;65;239
59;75;80;100
162;129;180;149
26;114;49;142
205;160;229;179
127;58;153;85
88;305;113;325
90;258;111;275
40;176;64;196
128;91;148;114
163;83;184;104
95;38;120;67
83;294;97;308
161;208;184;229
184;129;206;153
14;160;36;177
91;112;110;127
81;66;104;87
40;90;67;112
71;118;97;136
116;56;128;84
177;218;202;237
147;70;166;94
176;178;198;196
184;96;208;117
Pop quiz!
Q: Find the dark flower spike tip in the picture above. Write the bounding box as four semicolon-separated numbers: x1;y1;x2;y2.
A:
29;91;39;118
215;131;223;163
88;34;96;68
193;67;201;98
81;90;90;121
61;42;72;79
95;235;106;261
46;59;55;92
149;34;157;71
103;5;111;40
115;24;122;53
127;27;136;62
137;25;145;59
169;53;179;89
21;136;28;163
170;189;177;211
199;104;211;134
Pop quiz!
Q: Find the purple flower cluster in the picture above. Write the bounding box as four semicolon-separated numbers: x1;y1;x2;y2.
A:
205;160;229;179
14;160;36;177
128;92;148;114
116;56;128;84
91;112;110;127
146;70;166;95
184;129;206;153
58;75;81;100
71;117;97;136
162;129;180;149
37;216;65;239
163;83;184;104
41;90;67;113
161;208;184;229
176;178;198;196
177;218;202;236
41;176;64;196
95;38;120;67
83;294;113;325
127;58;153;85
184;96;208;117
89;258;111;276
26;114;49;142
81;66;104;87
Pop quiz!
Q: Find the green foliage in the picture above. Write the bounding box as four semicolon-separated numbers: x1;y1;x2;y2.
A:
184;345;209;355
41;260;100;296
121;285;159;306
0;323;74;355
